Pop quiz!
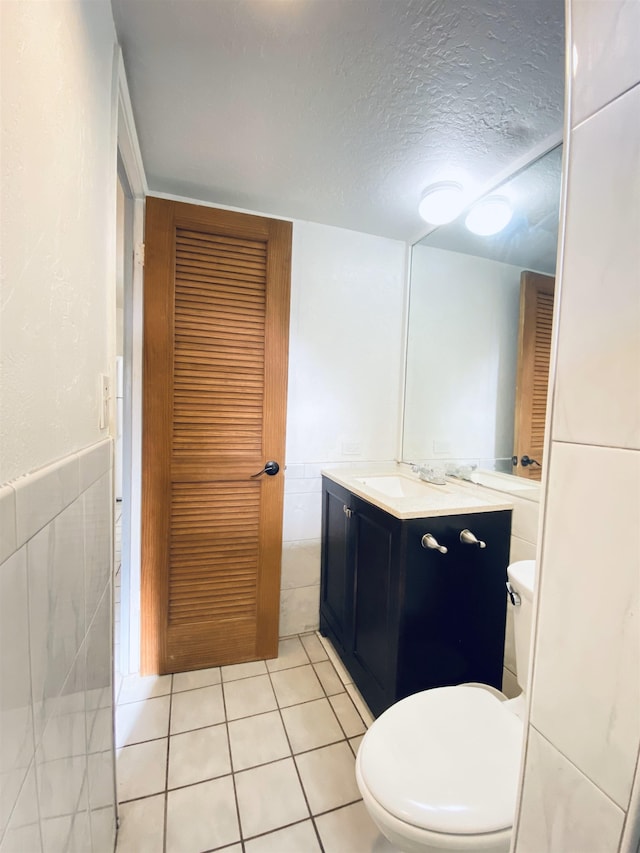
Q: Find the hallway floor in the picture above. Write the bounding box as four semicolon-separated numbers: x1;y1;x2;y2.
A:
113;632;392;853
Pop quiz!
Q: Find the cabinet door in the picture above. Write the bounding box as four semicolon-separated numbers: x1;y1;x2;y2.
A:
319;479;354;655
399;511;511;697
351;497;401;716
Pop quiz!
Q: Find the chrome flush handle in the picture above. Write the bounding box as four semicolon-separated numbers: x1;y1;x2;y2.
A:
421;534;448;554
506;582;521;606
459;529;486;548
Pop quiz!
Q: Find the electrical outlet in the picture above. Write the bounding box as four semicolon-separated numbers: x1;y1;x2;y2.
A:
99;374;111;430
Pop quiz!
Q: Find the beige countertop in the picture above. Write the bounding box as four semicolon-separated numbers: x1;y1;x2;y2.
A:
321;463;514;520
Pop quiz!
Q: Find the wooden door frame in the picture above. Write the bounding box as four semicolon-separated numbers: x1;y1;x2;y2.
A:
115;46;148;677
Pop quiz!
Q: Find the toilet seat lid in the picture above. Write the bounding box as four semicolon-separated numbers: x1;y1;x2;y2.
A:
359;686;523;835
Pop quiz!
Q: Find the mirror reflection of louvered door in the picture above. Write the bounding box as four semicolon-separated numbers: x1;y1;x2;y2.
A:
141;198;292;675
513;271;555;481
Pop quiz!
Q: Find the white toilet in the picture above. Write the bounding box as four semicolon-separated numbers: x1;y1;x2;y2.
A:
356;560;535;853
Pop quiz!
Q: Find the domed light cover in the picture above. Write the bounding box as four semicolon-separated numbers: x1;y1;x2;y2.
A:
418;182;465;225
465;196;513;236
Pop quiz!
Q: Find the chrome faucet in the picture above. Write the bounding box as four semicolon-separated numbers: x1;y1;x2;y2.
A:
410;464;447;485
446;463;477;482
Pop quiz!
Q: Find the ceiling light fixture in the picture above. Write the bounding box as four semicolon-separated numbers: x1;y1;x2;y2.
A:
418;181;465;225
465;195;513;236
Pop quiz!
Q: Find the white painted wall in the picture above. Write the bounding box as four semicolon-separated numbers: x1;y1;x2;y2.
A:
514;1;640;848
0;0;118;485
286;221;406;465
404;245;522;463
281;221;407;633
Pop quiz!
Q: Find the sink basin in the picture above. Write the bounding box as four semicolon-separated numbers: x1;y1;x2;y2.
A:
353;475;439;498
324;466;514;519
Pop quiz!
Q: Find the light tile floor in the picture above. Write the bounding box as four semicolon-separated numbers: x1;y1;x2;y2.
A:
114;633;394;853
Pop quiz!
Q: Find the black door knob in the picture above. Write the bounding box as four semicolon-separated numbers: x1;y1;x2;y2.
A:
251;460;280;478
520;455;541;467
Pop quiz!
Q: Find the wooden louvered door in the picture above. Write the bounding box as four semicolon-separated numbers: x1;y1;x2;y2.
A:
141;198;292;674
513;271;555;481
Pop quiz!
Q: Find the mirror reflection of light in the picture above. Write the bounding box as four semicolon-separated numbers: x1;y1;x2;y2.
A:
418;182;465;225
572;44;579;76
464;196;513;236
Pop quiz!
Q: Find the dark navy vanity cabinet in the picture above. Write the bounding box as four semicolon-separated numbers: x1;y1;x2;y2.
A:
320;476;512;718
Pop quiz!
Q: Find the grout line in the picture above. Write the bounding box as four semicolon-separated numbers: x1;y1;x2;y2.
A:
119;770;250;802
344;682;374;729
119;634;369;851
117;732;170;750
233;795;368;849
163;674;173;853
235;817;311;848
220;674;245;849
316;634;372;732
201;843;246;853
117;789;168;806
312;797;363;820
154;730;356;793
264;649;326;851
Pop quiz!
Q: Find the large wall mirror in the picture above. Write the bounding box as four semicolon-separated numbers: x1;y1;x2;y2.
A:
402;144;563;499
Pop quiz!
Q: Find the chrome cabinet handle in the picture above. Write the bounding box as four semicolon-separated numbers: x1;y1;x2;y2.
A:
421;533;447;554
460;529;486;548
343;505;353;519
251;460;280;478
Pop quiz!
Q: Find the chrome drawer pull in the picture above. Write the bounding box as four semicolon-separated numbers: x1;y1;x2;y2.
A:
460;529;486;548
421;533;447;554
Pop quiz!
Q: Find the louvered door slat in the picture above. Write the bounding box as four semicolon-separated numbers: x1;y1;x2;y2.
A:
173;223;266;462
167;480;260;626
513;271;555;482
177;228;266;252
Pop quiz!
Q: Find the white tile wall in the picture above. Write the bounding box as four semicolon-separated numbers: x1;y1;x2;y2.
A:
0;441;115;853
13;454;81;548
553;84;640;450
508;536;536;564
621;750;640;852
531;443;639;808
279;585;321;637
0;764;41;853
280;471;323;636
503;496;541;697
571;0;640;124
282;491;322;542
0;548;33;840
280;539;321;590
515;4;640;848
0;487;17;566
509;495;541;545
517;728;625;852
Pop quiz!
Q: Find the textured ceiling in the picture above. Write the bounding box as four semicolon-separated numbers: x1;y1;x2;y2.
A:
112;0;565;242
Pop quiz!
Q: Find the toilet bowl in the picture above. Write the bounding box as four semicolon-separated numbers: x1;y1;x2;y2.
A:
356;560;535;853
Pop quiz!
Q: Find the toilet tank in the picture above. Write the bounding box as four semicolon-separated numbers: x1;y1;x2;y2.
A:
507;560;536;691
